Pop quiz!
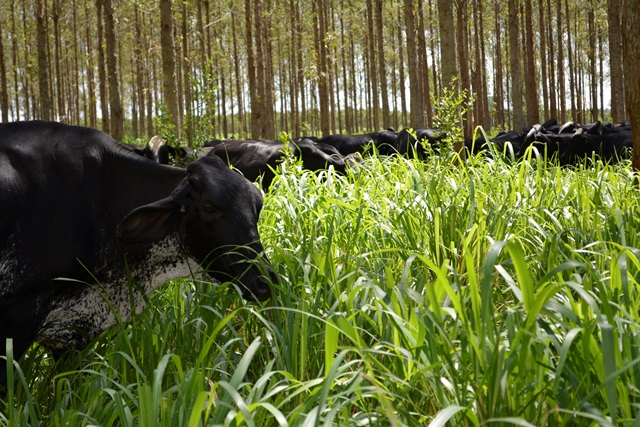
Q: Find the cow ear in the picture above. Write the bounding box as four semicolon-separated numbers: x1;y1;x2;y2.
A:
117;198;182;243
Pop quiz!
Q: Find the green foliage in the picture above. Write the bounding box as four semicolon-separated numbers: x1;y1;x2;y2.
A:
433;81;474;152
154;104;179;147
4;155;640;425
185;61;219;149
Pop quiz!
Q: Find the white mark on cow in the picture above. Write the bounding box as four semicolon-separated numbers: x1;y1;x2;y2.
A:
36;232;202;351
147;135;166;162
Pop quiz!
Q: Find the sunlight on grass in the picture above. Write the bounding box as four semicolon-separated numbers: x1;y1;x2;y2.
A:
4;154;640;425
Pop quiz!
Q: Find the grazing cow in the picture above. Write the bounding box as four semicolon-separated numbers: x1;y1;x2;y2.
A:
488;130;526;158
207;138;350;190
566;126;633;164
317;129;398;156
0;121;274;387
394;128;449;158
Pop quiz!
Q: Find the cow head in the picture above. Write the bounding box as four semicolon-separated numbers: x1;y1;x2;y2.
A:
116;155;274;301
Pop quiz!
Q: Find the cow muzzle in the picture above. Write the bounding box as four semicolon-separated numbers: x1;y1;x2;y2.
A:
237;258;276;302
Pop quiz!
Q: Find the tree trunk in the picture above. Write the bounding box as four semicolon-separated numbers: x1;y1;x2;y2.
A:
257;0;275;139
160;0;180;138
588;4;598;122
494;0;505;129
426;0;438;100
290;0;299;136
524;0;539;125
375;0;390;128
245;0;259;138
103;0;123;140
71;0;80;124
564;0;577;122
134;6;145;137
52;0;64;120
455;0;471;137
546;0;557;120
231;10;245;136
340;0;352;133
314;0;330;135
366;0;380;129
622;0;640;171
556;0;565;122
397;22;407;126
608;0;625;122
182;1;193;144
417;1;432;127
509;0;525;129
405;0;423;128
476;0;490;129
96;0;109;132
438;0;456;90
10;2;20;120
36;0;52;120
538;0;548;121
598;32;605;120
0;16;8;122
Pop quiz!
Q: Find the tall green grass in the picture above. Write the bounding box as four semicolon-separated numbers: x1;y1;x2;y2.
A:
4;152;640;426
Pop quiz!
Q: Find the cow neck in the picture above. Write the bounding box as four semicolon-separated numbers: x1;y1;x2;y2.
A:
107;148;186;219
39;232;202;352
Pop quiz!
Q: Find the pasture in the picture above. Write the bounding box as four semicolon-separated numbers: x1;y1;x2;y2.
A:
3;149;640;425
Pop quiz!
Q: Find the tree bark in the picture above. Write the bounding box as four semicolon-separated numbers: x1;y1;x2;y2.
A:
437;0;456;90
0;16;8;122
565;0;577;123
375;0;390;128
181;1;193;144
524;0;539;125
509;0;525;129
538;0;549;121
366;0;380;129
52;0;64;120
36;0;52;120
245;0;259;138
556;0;565;122
256;0;275;139
546;0;557;120
417;1;432;127
608;0;625;122
231;10;245;136
622;0;640;171
10;2;20;120
397;22;407;126
455;0;471;137
494;0;505;129
588;4;598;122
160;0;180;138
103;0;123;140
96;0;109;132
405;0;423;128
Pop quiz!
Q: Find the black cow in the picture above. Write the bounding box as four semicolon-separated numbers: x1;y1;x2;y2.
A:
0;121;274;387
394;128;449;158
317;129;398;156
207;138;351;190
566;126;633;165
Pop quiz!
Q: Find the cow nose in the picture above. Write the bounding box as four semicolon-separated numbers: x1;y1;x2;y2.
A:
242;276;272;302
241;265;277;302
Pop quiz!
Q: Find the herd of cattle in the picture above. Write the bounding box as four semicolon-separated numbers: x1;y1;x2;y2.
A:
0;117;634;389
134;117;634;190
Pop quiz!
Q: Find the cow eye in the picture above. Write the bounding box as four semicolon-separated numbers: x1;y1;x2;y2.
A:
202;203;217;215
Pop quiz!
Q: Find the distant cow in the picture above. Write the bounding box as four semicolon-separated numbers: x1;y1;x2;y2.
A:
394;128;447;158
0;121;274;387
317;129;398;156
207;138;351;190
